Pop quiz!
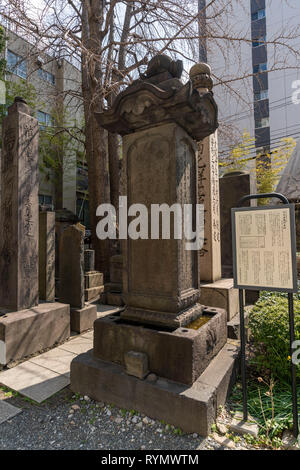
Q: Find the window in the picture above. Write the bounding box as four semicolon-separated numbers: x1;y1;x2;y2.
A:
254;90;269;101
253;62;267;74
252;35;266;48
37;110;53;128
251;9;266;21
38;68;55;85
7;50;27;79
255;117;269;129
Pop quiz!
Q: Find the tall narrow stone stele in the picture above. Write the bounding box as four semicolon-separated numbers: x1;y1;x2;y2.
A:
39;211;55;302
0;97;39;311
197;131;221;282
96;55;218;329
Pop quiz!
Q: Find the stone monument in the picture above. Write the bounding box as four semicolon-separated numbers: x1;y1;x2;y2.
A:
0;98;70;365
71;56;239;436
39;211;55;302
59;225;97;333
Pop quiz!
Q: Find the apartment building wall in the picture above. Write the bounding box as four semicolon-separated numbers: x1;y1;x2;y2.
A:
2;28;84;215
209;0;300;165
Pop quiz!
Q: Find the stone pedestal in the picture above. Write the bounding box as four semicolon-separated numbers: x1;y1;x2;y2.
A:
0;98;39;311
59;225;97;332
83;249;104;303
39;211;55;301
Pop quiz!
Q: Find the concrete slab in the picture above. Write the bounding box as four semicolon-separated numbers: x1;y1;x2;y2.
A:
0;362;69;403
58;336;92;355
229;411;259;437
0;400;22;425
29;348;76;376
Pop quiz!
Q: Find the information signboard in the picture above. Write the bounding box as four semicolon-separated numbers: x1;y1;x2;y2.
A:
232;205;298;293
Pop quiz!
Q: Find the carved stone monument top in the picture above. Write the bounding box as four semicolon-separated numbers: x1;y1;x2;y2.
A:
96;54;218;141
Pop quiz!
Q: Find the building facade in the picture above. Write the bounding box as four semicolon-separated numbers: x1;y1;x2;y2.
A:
207;0;300;164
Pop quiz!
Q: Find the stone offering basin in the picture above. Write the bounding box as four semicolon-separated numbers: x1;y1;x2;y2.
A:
93;306;227;385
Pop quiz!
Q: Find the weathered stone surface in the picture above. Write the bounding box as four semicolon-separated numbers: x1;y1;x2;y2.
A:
39;211;55;301
110;255;123;284
84;249;95;272
219;172;256;278
106;292;124;306
0;98;39;311
93;307;227;385
70;342;238;437
59;225;84;309
71;351;216;436
198;132;221;282
70;304;97;333
0;302;70;365
227;310;250;341
124;351;149;379
200;278;239;321
95;55;218;141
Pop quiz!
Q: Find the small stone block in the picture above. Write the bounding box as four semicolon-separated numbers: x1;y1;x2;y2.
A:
124;351;148;379
84;271;104;289
70;304;97;333
0;400;22;425
84;286;104;302
229;411;259;437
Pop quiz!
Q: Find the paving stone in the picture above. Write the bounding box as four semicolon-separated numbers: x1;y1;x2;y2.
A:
80;330;93;340
0;400;22;425
58;337;92;355
0;362;69;403
29;348;76;376
229;411;259;438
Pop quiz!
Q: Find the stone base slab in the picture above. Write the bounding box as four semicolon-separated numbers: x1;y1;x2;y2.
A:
0;302;70;365
70;342;239;437
106;292;124;306
121;302;205;329
93;306;227;385
70;304;97;333
200;278;240;321
84;286;104;302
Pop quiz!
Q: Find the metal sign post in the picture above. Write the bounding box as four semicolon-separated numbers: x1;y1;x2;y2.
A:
232;192;299;437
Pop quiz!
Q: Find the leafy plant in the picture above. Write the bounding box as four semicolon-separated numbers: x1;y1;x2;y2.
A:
219;130;255;172
249;291;300;381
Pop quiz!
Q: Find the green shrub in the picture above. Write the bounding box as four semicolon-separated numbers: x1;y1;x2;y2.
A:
249;292;300;381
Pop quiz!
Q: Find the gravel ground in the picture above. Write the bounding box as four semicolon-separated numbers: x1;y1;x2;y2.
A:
0;387;234;451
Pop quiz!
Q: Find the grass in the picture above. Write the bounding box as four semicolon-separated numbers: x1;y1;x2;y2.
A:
229;377;300;441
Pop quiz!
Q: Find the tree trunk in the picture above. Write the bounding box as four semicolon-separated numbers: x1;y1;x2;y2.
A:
82;0;111;280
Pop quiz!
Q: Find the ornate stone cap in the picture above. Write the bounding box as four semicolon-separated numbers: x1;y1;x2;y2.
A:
96;54;218;141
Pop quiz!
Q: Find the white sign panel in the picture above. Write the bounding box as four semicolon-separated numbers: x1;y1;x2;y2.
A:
232;205;298;293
